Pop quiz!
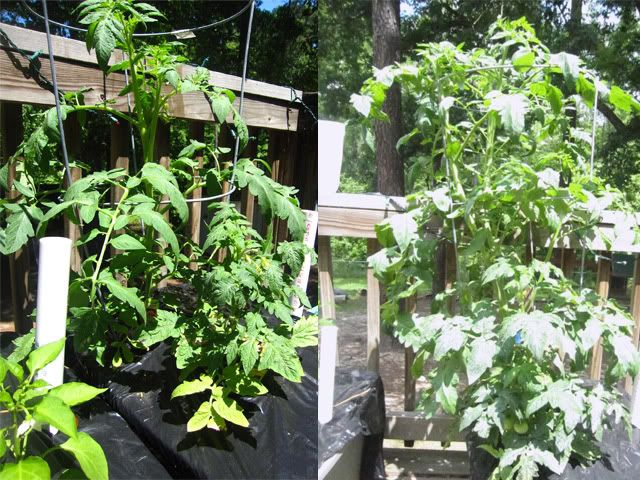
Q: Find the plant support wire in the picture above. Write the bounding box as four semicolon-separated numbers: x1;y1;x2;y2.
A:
21;0;254;38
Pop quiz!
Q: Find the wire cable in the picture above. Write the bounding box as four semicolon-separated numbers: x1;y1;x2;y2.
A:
21;0;254;38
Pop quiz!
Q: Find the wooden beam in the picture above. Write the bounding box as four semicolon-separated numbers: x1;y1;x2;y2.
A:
187;121;205;271
590;255;611;380
0;23;302;102
626;255;640;394
1;101;31;333
403;294;417;447
0;47;298;131
561;248;577;280
267;130;298;243
367;238;381;372
63;115;82;273
318;236;336;320
385;412;461;442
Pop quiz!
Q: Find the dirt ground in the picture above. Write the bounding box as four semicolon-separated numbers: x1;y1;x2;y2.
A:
335;293;431;412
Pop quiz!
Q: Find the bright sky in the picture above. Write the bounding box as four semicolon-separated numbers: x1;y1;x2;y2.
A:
259;0;289;12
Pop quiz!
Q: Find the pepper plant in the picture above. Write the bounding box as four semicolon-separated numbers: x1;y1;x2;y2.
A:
353;17;640;480
0;0;315;431
1;338;108;480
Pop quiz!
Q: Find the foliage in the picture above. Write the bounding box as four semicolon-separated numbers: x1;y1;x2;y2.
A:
0;338;108;480
355;18;640;480
0;0;315;432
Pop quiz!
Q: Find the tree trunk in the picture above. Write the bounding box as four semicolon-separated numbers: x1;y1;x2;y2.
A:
372;0;404;196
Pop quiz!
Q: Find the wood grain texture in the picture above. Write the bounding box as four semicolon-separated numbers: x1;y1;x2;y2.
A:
590;255;611;380
318;236;336;320
385;412;461;441
0;22;302;101
1;101;31;333
0;48;298;131
626;256;640;394
367;238;381;372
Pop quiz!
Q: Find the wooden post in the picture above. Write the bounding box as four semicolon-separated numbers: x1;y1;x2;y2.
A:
318;236;336;320
590;254;611;380
561;248;577;280
1;101;31;333
626;255;640;394
367;238;381;372
403;294;417;447
267;130;298;243
187;121;204;270
63;115;83;273
240;127;258;225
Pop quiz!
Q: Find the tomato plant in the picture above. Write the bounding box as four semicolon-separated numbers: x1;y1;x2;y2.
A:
354;17;640;480
0;0;316;434
0;338;108;479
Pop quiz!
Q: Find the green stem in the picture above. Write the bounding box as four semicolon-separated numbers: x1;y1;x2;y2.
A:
89;188;130;303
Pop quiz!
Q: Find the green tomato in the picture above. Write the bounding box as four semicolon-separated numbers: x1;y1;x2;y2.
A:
503;416;515;431
514;421;529;434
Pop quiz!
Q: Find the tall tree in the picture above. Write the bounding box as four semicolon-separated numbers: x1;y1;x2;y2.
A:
372;0;403;195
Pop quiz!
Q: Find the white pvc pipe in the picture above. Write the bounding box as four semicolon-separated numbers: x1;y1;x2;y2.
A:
318;325;338;425
292;210;319;317
318;120;345;195
632;371;640;429
35;237;72;433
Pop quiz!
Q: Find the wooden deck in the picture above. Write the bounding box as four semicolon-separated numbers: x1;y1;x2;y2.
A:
384;441;470;480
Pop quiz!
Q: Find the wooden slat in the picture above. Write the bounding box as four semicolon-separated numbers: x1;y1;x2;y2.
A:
1;101;31;333
267;130;298;243
560;248;577;280
385;412;461;442
590;255;611;380
318;236;336;320
187;121;204;270
403;296;417;412
240;127;259;225
626;255;640;394
367;238;381;372
63;115;82;273
0;23;301;102
0;48;298;131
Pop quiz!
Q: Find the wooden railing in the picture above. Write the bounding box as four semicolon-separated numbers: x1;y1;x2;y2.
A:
0;23;313;333
318;192;640;442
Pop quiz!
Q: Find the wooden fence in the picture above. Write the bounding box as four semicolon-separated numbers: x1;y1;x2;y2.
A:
0;23;315;333
318;192;640;442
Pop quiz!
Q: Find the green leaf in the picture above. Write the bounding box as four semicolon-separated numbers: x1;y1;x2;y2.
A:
187;401;213;432
396;128;419;150
98;270;146;321
240;339;259;375
1;210;34;255
94;21;115;70
466;338;496;385
547;85;563;114
611;334;636;367
234;114;249;151
60;432;108;480
140;163;188;223
459;404;484;431
209;95;232;123
134;208;180;255
481;258;514;284
388;212;418;249
258;334;303;382
171;376;213;399
234;159;305;239
434;327;465;360
489;93;529;133
512;49;535;72
551;52;580;86
110;234;146;251
0;457;50;480
49;382;107;407
291;317;319;348
7;330;35;363
609;86;633;113
431;187;452;212
212;396;249;427
33;395;78;438
26;338;65;375
136;309;179;347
